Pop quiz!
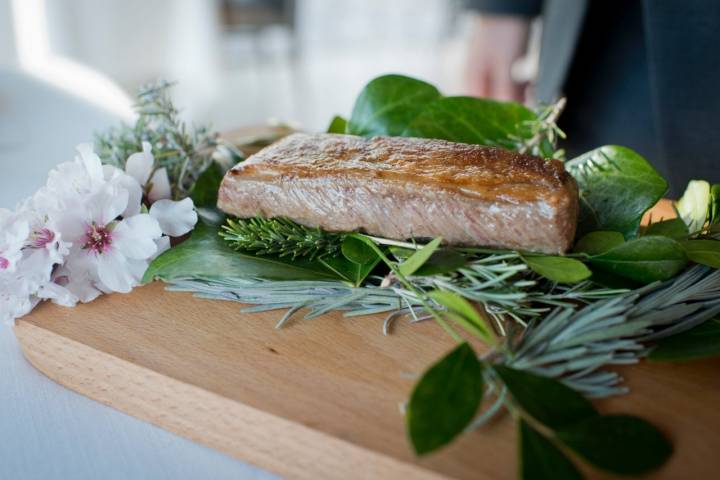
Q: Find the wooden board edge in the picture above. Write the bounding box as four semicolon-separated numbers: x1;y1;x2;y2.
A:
13;319;447;480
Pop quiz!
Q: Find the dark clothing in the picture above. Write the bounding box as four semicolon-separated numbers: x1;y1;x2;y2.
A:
466;0;720;195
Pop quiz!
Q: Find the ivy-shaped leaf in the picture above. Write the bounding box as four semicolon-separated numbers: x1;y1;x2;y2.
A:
573;231;625;255
643;218;689;240
326;115;348;134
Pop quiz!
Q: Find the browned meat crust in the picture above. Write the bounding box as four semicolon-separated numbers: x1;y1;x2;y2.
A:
218;133;578;253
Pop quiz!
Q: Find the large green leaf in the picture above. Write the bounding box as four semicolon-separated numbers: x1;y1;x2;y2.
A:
143;222;340;283
406;343;483;455
643;218;689;240
589;236;687;283
402;96;534;149
557;415;672;475
573;231;625;256
347;74;440;137
521;255;592;284
519;421;582;480
681;239;720;268
493;366;596;430
649;318;720;362
566;146;668;238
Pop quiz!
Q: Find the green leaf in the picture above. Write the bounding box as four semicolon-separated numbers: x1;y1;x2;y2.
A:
643;218;689;240
493;366;596;430
406;343;483;455
326;115;347;134
566;146;668;238
319;254;380;287
649;318;720;362
589;236;687;283
573;231;625;255
557;415;672;475
519;421;582;480
681;239;720;268
402;96;535;149
190;162;227;207
348;74;441;137
398;237;443;277
521;255;592;284
143;222;340;283
341;236;378;265
428;290;495;343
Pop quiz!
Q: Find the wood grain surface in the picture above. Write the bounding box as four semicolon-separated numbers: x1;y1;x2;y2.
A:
13;200;720;479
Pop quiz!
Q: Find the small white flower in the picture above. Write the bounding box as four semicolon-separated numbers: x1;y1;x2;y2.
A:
53;184;162;297
149;198;198;237
124;141;172;203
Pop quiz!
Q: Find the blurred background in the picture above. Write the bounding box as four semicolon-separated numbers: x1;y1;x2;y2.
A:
0;0;477;132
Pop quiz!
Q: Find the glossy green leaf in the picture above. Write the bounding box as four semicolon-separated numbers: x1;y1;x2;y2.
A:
573;231;625;256
407;343;483;455
522;255;592;284
143;222;340;283
681;239;720;268
589;236;687;283
348;74;440;137
643;218;689;240
649;318;720;362
398;237;443;277
428;290;495;343
190;162;227;207
341;236;378;265
319;254;380;287
493;366;596;430
402;96;534;149
566;146;668;238
557;415;672;475
519;421;582;480
326;115;348;134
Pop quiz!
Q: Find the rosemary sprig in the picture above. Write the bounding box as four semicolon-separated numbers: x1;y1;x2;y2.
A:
95;80;236;198
220;217;346;260
510;97;567;159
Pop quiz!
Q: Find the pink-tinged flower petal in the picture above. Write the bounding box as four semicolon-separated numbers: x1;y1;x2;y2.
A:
149;198;198;237
125;141;154;186
113;214;162;260
37;281;78;307
148;168;172;202
57;257;102;303
96;249;136;293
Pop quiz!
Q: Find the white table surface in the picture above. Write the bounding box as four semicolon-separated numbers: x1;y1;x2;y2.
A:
0;68;276;480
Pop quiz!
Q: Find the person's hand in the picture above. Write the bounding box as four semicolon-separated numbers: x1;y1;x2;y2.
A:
466;14;531;102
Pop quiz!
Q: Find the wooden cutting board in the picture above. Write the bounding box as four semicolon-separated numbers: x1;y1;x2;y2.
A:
13;201;720;479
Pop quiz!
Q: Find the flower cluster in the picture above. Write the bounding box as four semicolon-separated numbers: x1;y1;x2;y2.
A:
0;143;198;322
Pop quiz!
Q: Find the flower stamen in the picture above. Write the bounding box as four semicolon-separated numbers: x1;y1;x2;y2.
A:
83;223;113;254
